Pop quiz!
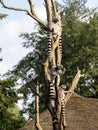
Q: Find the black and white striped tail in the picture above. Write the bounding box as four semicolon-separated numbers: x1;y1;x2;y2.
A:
49;83;55;100
49;83;56;108
59;35;62;59
56;35;62;65
48;32;52;63
61;100;66;128
57;35;62;65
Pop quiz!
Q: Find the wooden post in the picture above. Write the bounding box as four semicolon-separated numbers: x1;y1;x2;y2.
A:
35;82;43;130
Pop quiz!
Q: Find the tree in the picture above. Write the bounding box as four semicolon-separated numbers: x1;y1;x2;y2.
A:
61;0;98;97
0;78;25;130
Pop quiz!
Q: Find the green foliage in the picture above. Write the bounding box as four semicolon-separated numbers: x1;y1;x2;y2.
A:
0;78;25;130
8;104;22;119
61;1;98;97
0;13;7;19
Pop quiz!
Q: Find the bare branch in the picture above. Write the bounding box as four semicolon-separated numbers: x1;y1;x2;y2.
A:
0;0;29;12
28;13;47;30
27;0;37;17
35;82;43;130
51;0;57;17
44;59;51;82
44;0;52;28
64;68;84;104
0;0;47;30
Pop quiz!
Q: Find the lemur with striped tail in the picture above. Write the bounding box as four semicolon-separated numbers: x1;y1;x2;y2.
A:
48;66;65;123
47;12;62;66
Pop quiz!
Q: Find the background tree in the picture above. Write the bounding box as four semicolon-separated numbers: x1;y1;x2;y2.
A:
0;77;25;130
61;0;98;97
0;15;25;130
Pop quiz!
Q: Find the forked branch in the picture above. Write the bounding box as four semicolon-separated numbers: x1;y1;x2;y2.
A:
44;0;52;28
51;0;57;17
27;0;37;17
64;68;84;104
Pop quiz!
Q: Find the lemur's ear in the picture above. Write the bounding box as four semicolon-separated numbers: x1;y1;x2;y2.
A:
52;17;59;23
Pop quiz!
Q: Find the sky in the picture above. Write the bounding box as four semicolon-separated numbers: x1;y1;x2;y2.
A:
0;0;98;75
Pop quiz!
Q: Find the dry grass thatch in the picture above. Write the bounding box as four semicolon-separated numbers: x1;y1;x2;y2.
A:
19;93;98;130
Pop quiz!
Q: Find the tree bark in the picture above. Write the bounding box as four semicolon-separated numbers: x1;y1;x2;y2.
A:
35;82;43;130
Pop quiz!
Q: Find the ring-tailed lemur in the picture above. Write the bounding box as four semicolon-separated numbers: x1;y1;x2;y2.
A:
50;65;65;86
49;65;65;112
48;13;62;65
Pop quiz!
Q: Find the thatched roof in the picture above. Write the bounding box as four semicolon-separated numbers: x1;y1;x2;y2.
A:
19;93;98;130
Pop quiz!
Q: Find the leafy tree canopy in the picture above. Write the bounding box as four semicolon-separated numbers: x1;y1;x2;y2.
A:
0;77;25;130
0;13;7;19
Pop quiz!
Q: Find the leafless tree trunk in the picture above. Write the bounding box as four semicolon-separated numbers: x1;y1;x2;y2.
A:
35;82;43;130
0;1;84;130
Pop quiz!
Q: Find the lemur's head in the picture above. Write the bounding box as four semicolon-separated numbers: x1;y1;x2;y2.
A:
56;65;66;75
60;85;66;90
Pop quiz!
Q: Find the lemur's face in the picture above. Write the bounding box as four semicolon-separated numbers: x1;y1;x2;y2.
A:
60;85;66;90
56;65;66;75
